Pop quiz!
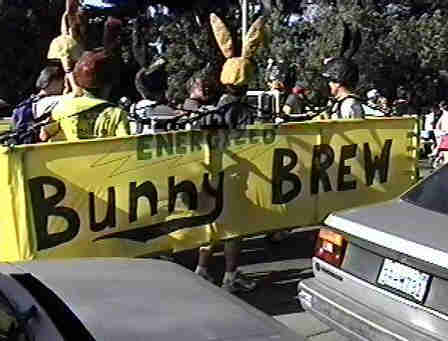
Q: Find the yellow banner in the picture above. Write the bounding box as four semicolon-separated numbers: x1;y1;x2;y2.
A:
0;118;418;261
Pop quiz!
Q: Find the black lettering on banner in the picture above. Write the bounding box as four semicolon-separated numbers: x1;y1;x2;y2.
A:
156;133;174;157
89;187;116;232
168;176;198;213
272;148;302;204
364;139;392;186
338;144;357;191
129;181;158;223
28;176;80;251
94;172;225;243
190;131;203;152
137;135;153;160
311;144;334;194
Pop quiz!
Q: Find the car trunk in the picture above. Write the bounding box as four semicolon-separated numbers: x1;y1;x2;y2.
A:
323;199;448;318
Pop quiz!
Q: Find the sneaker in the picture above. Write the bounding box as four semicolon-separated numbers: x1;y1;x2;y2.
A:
195;269;215;283
221;271;257;293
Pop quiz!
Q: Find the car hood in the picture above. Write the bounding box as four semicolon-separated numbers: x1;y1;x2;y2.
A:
9;258;302;341
325;199;448;270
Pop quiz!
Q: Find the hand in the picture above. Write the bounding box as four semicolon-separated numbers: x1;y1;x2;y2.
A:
39;128;50;142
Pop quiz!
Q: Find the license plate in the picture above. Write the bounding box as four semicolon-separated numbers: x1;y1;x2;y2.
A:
378;258;430;302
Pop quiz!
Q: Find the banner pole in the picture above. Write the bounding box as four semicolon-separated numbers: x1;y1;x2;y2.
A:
241;0;248;50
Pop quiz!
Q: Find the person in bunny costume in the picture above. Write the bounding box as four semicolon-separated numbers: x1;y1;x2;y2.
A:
47;0;87;96
194;13;266;293
211;13;266;127
321;22;365;119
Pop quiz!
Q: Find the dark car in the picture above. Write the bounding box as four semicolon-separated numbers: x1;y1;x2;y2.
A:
0;258;304;341
298;163;448;341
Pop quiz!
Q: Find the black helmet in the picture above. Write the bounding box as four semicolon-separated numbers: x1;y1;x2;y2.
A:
322;57;359;89
322;22;361;90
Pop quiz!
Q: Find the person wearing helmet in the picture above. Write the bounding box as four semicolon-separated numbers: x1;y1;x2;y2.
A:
319;22;365;120
40;48;130;142
322;57;365;119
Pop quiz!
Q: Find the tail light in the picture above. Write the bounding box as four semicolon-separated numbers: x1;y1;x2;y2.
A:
315;228;347;267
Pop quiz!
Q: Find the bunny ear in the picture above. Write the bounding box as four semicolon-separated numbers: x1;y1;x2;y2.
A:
61;11;69;35
132;16;149;68
339;21;351;58
346;28;362;59
242;16;266;58
103;17;122;55
210;13;234;58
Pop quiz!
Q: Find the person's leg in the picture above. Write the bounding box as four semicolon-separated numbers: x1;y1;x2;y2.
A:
224;238;241;273
195;245;214;282
221;238;256;293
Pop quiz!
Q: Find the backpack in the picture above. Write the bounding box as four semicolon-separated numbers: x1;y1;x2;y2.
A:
11;95;41;145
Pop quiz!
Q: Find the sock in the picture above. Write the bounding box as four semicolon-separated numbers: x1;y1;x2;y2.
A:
223;271;237;283
195;266;208;275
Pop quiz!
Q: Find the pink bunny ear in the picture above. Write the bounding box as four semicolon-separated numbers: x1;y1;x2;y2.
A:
210;13;234;58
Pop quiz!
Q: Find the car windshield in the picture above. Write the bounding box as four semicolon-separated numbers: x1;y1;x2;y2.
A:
402;164;448;216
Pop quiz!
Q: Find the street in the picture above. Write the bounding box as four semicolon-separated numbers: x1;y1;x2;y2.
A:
172;161;434;340
173;228;345;340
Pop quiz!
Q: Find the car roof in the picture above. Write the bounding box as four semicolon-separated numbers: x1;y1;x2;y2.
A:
7;258;304;341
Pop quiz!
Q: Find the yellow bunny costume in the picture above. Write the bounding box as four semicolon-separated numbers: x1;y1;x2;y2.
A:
210;13;266;87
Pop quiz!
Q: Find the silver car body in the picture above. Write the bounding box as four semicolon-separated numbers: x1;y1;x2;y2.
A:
298;165;448;341
0;258;304;341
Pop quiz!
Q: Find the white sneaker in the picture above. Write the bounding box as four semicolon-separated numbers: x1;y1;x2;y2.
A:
195;269;215;283
221;271;257;293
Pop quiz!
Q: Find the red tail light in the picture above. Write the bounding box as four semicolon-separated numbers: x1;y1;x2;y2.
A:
315;229;347;267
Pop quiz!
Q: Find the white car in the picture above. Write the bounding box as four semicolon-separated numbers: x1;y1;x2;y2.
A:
298;163;448;340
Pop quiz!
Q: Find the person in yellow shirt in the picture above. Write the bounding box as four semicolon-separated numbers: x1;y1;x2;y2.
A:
41;48;130;142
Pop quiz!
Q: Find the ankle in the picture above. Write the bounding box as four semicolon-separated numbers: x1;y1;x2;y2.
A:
195;266;208;275
223;271;237;283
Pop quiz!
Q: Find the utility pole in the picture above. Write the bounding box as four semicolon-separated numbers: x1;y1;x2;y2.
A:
241;0;248;50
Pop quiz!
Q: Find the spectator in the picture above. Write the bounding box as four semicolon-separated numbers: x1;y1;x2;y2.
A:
132;58;177;134
431;100;448;165
183;69;219;112
424;104;439;157
12;64;65;144
363;89;385;117
40;49;129;142
33;63;66;120
378;96;391;114
435;101;448;142
281;81;309;116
